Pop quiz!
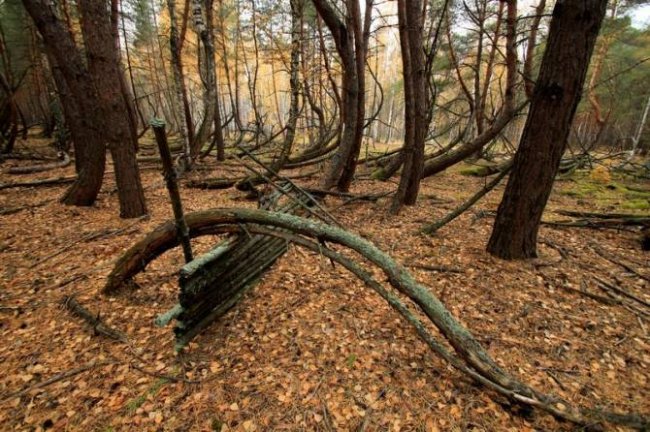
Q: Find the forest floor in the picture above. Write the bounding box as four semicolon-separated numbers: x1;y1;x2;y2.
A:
0;139;649;432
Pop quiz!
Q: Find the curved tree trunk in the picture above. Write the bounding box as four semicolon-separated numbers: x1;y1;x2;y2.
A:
105;208;648;429
314;0;369;192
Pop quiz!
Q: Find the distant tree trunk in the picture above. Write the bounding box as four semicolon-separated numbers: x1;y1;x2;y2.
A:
391;0;426;213
167;0;193;167
630;94;650;157
586;0;618;130
275;0;303;169
22;0;106;206
190;0;220;157
487;0;607;259
111;0;138;146
420;0;518;179
205;0;226;161
119;0;146;130
523;0;546;99
313;0;370;192
78;0;147;218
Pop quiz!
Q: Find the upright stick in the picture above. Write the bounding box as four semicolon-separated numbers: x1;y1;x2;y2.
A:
151;119;194;263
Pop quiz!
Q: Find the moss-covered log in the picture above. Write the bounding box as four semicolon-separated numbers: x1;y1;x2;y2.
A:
112;208;648;429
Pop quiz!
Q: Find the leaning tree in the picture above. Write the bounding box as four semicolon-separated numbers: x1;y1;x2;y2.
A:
487;0;608;259
312;0;372;191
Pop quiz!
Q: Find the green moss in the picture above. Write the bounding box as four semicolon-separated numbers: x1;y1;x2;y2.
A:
622;199;650;210
211;418;224;431
371;168;389;181
124;377;169;414
558;173;650;212
459;165;497;177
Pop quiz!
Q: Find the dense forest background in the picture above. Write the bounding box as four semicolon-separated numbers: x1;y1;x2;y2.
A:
1;0;649;431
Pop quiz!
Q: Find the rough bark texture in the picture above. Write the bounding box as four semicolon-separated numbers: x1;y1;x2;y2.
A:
191;0;224;159
313;0;368;191
22;0;106;206
391;0;426;212
78;0;148;218
167;0;193;166
487;0;608;259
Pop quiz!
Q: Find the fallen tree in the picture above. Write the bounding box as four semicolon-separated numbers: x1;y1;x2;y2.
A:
105;208;648;429
5;152;71;174
0;175;77;191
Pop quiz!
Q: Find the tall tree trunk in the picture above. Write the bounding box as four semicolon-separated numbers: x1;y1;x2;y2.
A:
22;0;106;206
523;0;546;100
391;0;426;213
206;0;226;161
275;0;302;169
314;0;370;192
487;0;607;259
167;0;193;167
111;0;138;146
119;0;147;130
77;0;147;218
190;0;219;157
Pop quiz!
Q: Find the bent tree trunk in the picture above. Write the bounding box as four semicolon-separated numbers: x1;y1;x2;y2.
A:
487;0;608;259
105;208;648;429
313;0;367;192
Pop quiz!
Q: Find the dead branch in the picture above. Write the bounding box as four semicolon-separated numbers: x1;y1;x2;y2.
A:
591;245;650;283
407;262;465;274
185;170;318;190
62;296;128;342
30;224;141;269
556;210;650;220
6;152;71;174
0;199;51;216
0;361;115;403
0;175;76;191
422;165;511;234
593;276;650;309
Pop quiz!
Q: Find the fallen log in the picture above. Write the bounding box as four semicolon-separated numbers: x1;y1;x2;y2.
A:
6;152;71;174
556;210;650;221
0;175;76;191
186;170;319;191
110;208;648;429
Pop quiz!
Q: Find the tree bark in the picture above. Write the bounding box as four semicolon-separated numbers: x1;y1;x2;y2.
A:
78;0;148;218
191;0;224;159
313;0;370;192
391;0;426;213
167;0;193;167
22;0;106;206
487;0;608;259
